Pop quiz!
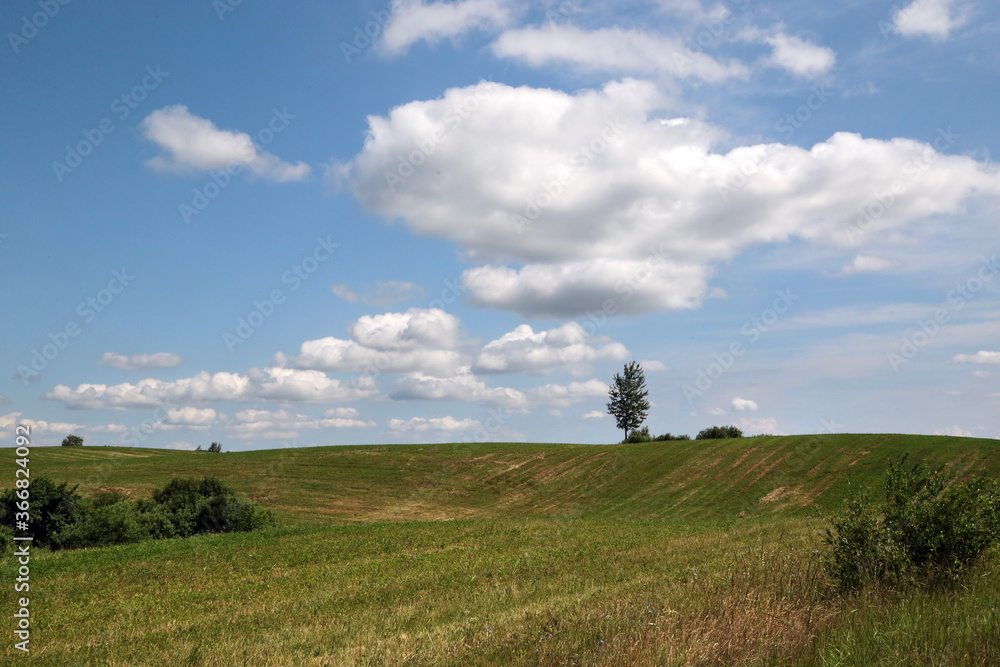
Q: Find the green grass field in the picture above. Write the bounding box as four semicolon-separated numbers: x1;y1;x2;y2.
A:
4;433;1000;665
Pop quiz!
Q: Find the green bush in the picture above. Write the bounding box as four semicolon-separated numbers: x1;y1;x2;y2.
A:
0;525;13;557
623;426;652;443
696;425;743;440
56;500;148;550
0;477;85;548
824;455;1000;592
653;433;691;441
0;475;274;551
148;476;275;536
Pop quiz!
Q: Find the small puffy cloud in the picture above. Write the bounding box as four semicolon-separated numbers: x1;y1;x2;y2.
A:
953;351;1000;365
166;441;196;451
492;24;749;82
549;409;564;418
379;0;510;55
273;308;464;376
972;370;993;379
387;415;483;432
141;105;310;182
761;30;836;77
98;352;183;371
527;378;608;407
390;367;526;408
836;254;899;276
893;0;968;41
640;360;669;372
45;368;376;409
475;322;628;375
731;397;759;411
582;410;604;419
706;407;725;416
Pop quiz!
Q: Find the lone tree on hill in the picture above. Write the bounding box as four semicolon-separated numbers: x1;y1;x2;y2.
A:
61;434;84;447
607;361;650;441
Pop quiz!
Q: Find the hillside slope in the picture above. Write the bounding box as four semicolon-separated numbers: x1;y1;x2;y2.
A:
7;433;999;525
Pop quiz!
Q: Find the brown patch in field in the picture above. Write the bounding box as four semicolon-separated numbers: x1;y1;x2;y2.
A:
806;458;829;476
759;487;786;503
849;450;870;466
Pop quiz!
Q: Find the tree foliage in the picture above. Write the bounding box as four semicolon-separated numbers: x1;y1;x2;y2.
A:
606;361;650;440
696;425;743;440
61;434;84;447
824;454;1000;591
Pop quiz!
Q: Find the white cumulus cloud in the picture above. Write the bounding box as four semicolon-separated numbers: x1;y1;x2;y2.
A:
273;308;465;376
141;105;310;181
389;367;526;408
953;351;1000;365
893;0;968;41
340;79;1000;318
731;397;758;411
46;368;376;409
474;322;628;375
380;0;510;55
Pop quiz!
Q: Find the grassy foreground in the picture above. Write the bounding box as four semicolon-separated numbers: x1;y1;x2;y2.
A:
3;434;1000;665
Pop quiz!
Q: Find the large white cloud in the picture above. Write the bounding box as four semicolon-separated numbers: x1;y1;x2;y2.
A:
273;308;464;376
141;105;310;182
46;368;376;410
379;0;510;55
475;321;628;374
340;78;1000;317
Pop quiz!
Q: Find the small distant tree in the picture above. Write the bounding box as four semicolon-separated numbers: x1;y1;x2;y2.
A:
61;434;84;447
607;361;650;441
207;442;222;453
195;445;204;452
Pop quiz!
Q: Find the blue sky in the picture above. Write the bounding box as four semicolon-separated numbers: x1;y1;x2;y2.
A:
2;0;999;450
